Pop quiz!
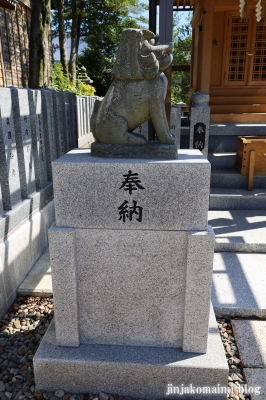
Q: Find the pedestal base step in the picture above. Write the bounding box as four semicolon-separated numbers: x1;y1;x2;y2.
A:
91;142;178;159
33;308;228;400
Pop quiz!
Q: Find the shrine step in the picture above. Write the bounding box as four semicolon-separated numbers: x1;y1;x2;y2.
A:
210;104;266;114
209;96;266;106
209;122;266;135
210;169;266;189
208;152;236;169
209;188;266;210
210;88;266;98
210;113;266;123
208;123;266;152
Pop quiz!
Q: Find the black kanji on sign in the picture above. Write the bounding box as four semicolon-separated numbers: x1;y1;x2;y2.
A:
118;200;143;222
193;122;206;151
119;170;145;195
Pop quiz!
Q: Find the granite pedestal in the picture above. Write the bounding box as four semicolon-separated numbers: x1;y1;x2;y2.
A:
34;149;228;398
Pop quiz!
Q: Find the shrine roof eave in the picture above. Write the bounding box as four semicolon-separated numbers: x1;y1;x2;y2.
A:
155;0;194;7
0;0;17;10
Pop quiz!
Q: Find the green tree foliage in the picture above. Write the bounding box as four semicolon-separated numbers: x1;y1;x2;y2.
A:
51;1;147;95
76;1;147;96
50;62;96;96
171;12;192;105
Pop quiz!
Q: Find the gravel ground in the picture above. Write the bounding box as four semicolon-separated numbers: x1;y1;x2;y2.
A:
217;319;251;400
0;296;251;400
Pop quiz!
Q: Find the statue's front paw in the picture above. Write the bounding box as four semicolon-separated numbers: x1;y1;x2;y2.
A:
124;132;147;145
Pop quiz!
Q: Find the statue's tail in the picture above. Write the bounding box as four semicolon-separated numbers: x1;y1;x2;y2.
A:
90;99;102;141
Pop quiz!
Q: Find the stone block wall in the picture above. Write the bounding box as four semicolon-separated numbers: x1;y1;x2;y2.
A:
0;88;77;318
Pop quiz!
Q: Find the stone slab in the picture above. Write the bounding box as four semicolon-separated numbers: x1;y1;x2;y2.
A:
17;248;52;296
244;369;266;400
51;91;61;158
63;92;71;152
65;92;77;149
52;149;210;231
11;88;37;198
0;87;22;209
33;306;228;399
231;320;266;368
28;89;48;189
55;91;67;156
212;252;266;318
91;142;178;159
170;106;181;147
41;90;57;180
208;210;266;252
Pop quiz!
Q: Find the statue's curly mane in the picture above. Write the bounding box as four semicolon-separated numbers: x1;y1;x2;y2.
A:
111;29;159;81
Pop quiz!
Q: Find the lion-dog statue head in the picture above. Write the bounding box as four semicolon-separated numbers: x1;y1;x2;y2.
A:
91;28;175;146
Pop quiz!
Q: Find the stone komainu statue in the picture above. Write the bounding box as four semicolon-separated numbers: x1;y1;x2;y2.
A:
90;28;175;145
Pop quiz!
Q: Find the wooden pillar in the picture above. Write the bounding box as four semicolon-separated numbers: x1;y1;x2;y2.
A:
0;32;6;87
159;0;173;127
197;0;214;93
191;3;203;93
148;0;157;140
149;0;157;34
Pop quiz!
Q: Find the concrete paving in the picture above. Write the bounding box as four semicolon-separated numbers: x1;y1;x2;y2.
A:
231;320;266;368
244;369;266;400
208;210;266;252
212;252;266;318
17;249;52;296
231;320;266;400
